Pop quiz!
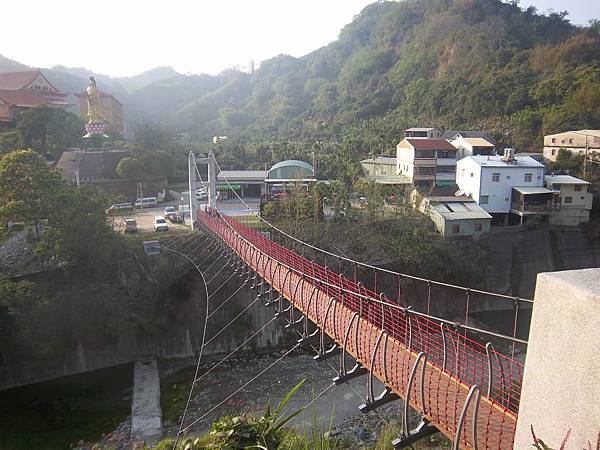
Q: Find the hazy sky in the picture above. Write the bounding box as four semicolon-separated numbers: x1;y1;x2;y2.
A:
1;0;598;78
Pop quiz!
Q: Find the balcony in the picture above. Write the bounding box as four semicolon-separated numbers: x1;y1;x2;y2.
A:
511;187;560;216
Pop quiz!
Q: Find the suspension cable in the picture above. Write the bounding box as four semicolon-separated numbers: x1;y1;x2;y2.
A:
208;272;237;298
203;295;262;347
180;343;301;434
207;284;245;319
193;316;277;384
211;159;532;304
162;246;210;450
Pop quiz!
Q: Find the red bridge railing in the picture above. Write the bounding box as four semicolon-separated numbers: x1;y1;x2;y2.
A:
198;210;524;449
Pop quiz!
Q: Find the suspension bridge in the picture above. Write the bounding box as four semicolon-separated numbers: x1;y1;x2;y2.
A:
161;151;534;450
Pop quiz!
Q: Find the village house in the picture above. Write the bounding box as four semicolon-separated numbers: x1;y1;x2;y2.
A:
543;130;600;162
545;175;593;226
397;138;458;187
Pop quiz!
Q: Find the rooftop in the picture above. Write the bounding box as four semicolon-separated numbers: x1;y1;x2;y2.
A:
545;175;589;185
268;159;314;173
406;138;457;151
217;170;267;182
431;201;492;221
512;186;554;195
0;70;43;90
405;127;437;132
442;130;495;142
360;156;397;164
460;137;495;147
462;155;545;168
56;150;129;181
0;89;49;107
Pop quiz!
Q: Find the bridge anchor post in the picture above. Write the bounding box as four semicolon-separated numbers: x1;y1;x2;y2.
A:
392;419;439;449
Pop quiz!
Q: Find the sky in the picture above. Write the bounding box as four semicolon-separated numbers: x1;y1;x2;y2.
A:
1;0;598;78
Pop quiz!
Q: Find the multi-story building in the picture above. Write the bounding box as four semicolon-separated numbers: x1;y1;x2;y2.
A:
360;156;411;184
0;70;71;130
75;90;124;136
456;152;552;217
441;130;495;143
404;127;442;139
449;136;496;158
545;175;593;226
397;138;458;187
543;130;600;162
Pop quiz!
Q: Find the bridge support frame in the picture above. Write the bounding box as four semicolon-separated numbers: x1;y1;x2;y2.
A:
392;419;439;449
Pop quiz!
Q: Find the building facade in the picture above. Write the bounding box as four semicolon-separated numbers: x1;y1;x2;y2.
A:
545;175;593;226
76;91;124;136
456;154;546;214
0;70;71;130
543;130;600;162
418;196;492;238
397;138;458;187
360;156;411;184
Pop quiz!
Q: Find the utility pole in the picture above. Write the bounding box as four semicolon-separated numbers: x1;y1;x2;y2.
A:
207;151;217;209
188;151;198;229
583;133;589;180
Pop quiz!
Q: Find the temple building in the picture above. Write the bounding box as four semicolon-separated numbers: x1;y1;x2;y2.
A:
0;70;71;130
75;90;124;136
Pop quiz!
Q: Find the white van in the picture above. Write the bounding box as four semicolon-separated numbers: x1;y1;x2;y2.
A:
134;197;158;208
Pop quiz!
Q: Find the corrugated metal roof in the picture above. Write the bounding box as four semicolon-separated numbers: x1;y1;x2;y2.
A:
405;127;436;132
431;201;492;220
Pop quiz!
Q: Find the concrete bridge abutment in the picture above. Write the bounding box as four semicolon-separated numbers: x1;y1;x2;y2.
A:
514;268;600;449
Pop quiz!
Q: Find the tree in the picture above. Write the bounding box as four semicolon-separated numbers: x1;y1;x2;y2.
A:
0;149;63;236
16;107;84;159
116;157;145;179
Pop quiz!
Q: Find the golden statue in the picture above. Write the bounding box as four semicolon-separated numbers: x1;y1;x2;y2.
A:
86;76;103;123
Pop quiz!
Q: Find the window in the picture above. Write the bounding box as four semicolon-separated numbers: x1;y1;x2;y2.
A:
470;172;474;178
561;139;565;144
524;173;532;182
565;196;573;204
492;173;500;182
504;197;509;202
575;185;582;192
581;196;586;200
461;169;465;177
569;138;573;144
452;224;460;234
506;175;511;179
551;149;556;156
480;195;489;204
475;223;483;232
551;138;556;143
438;151;451;158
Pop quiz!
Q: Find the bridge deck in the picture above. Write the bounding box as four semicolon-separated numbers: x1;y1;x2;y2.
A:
199;211;520;450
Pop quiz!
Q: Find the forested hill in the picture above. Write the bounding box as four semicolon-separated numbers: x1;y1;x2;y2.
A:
128;0;600;151
3;0;600;152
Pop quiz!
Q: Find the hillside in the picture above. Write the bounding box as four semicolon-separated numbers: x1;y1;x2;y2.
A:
128;0;600;152
1;0;599;153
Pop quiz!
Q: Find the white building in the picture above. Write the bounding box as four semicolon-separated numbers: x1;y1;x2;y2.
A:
456;153;546;214
545;175;593;226
543;130;600;162
450;136;495;159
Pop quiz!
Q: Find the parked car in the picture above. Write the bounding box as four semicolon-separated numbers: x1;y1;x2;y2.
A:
124;218;138;233
134;197;158;208
106;202;133;214
167;214;184;224
164;206;177;219
153;216;168;232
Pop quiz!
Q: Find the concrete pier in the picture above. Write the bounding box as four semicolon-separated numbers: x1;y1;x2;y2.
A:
514;268;600;449
131;358;163;447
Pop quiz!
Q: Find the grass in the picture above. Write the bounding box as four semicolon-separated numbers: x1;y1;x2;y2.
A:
0;364;133;450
